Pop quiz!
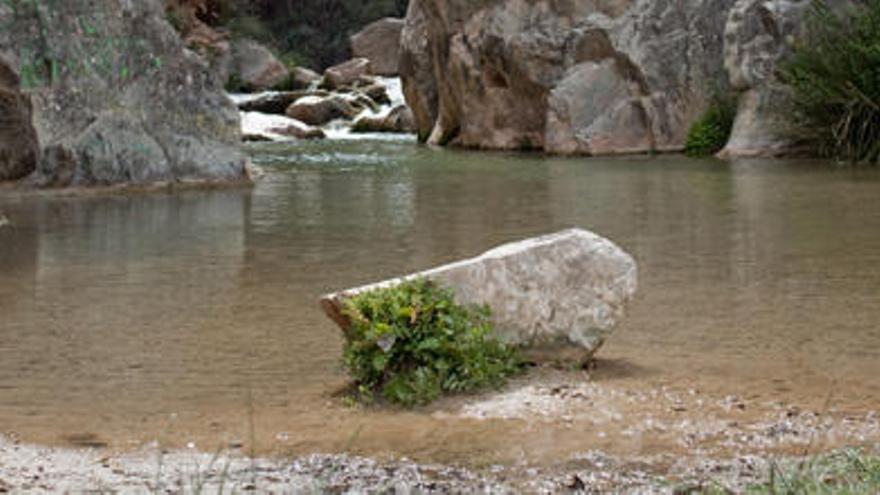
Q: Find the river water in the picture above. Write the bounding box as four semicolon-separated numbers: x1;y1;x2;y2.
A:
1;139;879;464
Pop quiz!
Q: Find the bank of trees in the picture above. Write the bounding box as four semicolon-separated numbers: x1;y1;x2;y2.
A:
198;0;408;70
782;0;880;164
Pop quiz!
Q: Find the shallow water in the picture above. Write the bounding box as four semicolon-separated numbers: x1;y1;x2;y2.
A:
1;140;879;463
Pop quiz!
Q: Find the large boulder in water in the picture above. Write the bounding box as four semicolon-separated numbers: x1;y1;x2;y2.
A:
0;57;38;182
350;18;405;76
321;229;638;363
0;0;246;187
400;0;736;153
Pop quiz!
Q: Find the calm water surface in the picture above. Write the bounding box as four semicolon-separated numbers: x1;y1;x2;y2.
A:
1;140;879;460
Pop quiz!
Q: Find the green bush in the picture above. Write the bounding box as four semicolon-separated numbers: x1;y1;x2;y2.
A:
782;0;880;163
341;278;523;407
684;94;737;157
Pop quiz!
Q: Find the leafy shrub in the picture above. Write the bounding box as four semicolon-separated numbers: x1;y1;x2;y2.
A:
341;278;523;407
781;0;880;164
684;94;738;157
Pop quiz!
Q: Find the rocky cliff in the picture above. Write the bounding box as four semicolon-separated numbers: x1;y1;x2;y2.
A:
0;0;246;187
400;0;822;157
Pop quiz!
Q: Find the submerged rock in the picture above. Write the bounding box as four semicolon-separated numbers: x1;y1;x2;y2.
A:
0;0;246;187
321;229;638;363
351;18;405;76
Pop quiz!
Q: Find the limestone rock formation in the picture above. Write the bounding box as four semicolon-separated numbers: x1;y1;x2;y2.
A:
0;57;38;181
231;39;290;91
321;229;638;363
400;0;736;154
351;18;405;76
0;0;246;187
719;0;812;158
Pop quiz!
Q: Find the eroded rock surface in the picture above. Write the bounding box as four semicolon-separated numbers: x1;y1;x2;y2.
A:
322;229;638;362
0;0;246;187
719;0;813;158
400;0;735;154
351;18;405;76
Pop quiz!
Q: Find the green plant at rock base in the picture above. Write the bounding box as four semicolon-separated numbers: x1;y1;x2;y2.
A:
684;94;738;157
781;0;880;164
341;278;523;407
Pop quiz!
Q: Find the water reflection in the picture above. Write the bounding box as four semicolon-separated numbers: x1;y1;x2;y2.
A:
1;142;879;450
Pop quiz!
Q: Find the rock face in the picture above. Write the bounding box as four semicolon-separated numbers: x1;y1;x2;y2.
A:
0;57;38;181
351;18;405;76
400;0;736;153
321;229;638;363
719;0;812;158
231;39;290;91
0;0;246;187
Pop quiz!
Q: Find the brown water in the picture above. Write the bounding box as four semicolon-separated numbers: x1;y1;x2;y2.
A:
1;140;879;465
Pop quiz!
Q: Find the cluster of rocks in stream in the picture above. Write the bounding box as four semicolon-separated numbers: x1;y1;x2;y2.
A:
236;57;417;143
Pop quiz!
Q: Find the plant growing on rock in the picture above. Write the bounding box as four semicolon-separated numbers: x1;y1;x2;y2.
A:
341;279;523;407
781;0;880;164
684;94;737;157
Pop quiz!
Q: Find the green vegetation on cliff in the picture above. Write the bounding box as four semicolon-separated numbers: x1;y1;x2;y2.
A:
341;279;522;407
782;0;880;164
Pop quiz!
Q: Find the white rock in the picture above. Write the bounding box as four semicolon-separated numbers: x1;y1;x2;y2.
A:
321;228;638;363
